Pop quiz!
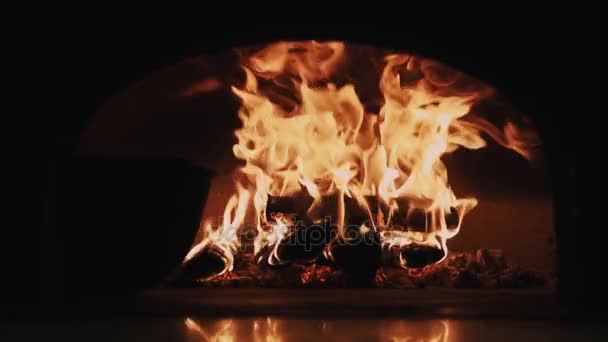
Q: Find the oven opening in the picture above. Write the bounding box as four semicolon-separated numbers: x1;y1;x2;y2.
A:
70;41;555;317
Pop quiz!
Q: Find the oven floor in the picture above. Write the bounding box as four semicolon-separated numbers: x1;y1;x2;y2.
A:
76;288;561;319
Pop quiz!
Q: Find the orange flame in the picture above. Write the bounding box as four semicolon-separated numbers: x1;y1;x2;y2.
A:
183;186;249;278
185;41;536;272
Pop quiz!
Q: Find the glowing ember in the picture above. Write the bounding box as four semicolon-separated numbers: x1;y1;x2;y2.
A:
183;41;536;278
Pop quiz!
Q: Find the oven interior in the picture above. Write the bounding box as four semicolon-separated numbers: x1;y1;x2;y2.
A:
48;41;562;319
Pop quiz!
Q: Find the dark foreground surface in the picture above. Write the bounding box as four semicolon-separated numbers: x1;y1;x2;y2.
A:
135;288;561;318
1;317;606;341
53;288;560;319
6;288;595;340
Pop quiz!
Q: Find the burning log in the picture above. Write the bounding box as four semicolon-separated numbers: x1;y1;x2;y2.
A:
317;194;375;228
275;221;335;263
256;218;336;265
391;199;459;232
185;42;544;290
380;228;448;269
168;244;231;286
263;193;456;271
183;246;549;289
328;225;382;287
261;192;390;274
445;206;459;229
400;244;446;269
261;192;374;266
474;248;506;272
376;249;550;289
381;242;446;269
389;198;410;229
258;194;336;265
405;208;429;231
365;195;392;226
266;194;314;221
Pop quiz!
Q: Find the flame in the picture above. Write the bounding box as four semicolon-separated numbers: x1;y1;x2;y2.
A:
247;41;345;84
254;214;290;265
185;41;536;272
183;186;250;278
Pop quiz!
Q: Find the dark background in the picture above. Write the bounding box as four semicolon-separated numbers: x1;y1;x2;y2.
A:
7;19;587;319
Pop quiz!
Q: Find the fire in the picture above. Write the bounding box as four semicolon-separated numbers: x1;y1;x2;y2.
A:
254;214;289;265
183;187;250;278
185;41;536;274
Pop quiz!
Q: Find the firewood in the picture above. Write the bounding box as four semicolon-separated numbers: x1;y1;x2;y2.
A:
275;220;335;264
386;200;459;232
364;195;391;226
445;206;459;229
389;197;409;229
182;248;549;289
267;194;391;228
405;209;429;231
168;244;229;286
400;244;446;269
266;194;313;221
329;226;382;287
256;214;335;265
474;248;507;272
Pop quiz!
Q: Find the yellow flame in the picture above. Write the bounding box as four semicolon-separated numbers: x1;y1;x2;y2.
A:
254;215;290;265
185;41;536;270
183;187;250;277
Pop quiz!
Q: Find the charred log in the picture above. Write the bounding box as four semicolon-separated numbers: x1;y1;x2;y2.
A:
362;195;391;226
168;244;229;286
400;244;446;269
405;209;429;231
267;193;395;229
445;206;459;229
329;227;382;287
256;214;335;265
275;221;335;263
380;198;459;232
381;242;446;269
273;223;334;265
316;194;375;228
385;249;550;289
389;197;409;229
186;248;550;289
266;194;313;221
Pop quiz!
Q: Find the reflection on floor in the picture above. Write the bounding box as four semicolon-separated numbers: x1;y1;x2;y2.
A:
185;317;450;341
2;317;606;341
